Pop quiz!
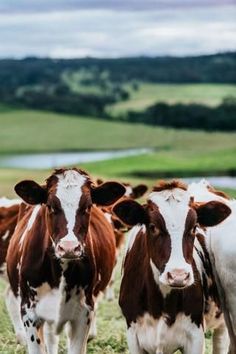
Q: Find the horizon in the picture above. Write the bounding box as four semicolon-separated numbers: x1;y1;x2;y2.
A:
1;50;235;61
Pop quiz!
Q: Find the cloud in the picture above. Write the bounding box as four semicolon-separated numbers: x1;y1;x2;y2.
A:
0;0;235;13
0;4;235;58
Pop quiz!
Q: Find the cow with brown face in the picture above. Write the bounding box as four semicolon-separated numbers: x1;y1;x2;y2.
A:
96;179;148;301
113;180;231;354
6;168;125;354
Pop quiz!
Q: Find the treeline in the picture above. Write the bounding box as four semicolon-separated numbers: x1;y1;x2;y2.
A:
0;52;235;88
124;97;236;131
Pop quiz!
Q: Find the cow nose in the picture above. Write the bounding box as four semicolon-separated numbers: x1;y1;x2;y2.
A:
56;240;82;258
167;269;190;288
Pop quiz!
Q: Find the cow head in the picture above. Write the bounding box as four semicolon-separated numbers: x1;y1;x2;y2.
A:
97;179;148;200
113;180;231;289
15;168;125;260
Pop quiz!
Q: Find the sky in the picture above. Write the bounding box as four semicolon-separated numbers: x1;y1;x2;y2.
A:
0;0;235;58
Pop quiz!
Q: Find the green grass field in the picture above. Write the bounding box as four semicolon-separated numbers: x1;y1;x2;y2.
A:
0;107;236;197
108;83;236;116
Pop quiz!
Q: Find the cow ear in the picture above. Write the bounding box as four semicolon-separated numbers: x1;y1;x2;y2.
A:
15;180;47;205
96;178;104;185
113;199;148;226
91;182;125;206
195;201;231;227
132;184;148;199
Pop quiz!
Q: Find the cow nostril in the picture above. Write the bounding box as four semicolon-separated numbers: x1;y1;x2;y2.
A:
58;245;65;253
184;272;190;281
74;245;81;253
167;272;174;280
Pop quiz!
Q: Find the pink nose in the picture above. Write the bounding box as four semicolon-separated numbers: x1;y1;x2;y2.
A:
56;240;82;258
167;269;190;288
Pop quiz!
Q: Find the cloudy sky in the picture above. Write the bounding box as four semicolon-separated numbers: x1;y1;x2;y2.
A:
0;0;235;58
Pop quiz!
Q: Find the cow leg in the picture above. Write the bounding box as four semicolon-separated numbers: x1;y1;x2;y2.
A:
105;268;115;301
5;286;26;345
43;322;59;354
21;302;45;354
88;302;97;340
212;323;230;354
184;327;205;354
127;327;145;354
67;307;93;354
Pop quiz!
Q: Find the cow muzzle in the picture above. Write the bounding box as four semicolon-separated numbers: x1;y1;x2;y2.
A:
166;269;192;288
56;240;83;259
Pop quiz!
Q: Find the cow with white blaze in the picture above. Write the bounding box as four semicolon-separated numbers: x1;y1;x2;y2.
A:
113;180;231;354
6;168;125;354
188;179;236;354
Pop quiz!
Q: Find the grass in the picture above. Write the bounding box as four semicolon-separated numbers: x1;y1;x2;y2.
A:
1;108;236;156
108;83;236;116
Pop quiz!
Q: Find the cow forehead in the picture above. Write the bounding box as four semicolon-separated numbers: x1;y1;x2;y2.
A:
149;188;191;232
55;170;87;207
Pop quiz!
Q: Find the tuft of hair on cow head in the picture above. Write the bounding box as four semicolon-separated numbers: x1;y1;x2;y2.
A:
15;180;47;205
132;184;148;199
91;181;126;206
113;199;148;226
193;200;231;227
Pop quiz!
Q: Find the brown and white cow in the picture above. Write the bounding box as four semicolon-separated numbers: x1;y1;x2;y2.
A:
113;180;231;354
6;168;125;354
96;179;148;301
0;197;22;276
188;179;236;353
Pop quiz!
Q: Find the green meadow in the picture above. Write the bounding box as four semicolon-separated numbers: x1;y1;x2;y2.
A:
108;83;236;115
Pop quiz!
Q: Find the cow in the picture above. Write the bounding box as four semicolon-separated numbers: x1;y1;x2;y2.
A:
96;179;148;300
6;168;125;354
0;197;22;276
96;179;148;200
112;180;231;354
188;179;236;353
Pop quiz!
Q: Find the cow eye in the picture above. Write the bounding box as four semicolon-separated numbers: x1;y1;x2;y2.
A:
81;206;91;215
149;223;160;236
47;205;60;214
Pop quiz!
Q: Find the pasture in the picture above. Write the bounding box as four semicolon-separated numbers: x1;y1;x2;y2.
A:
0;105;236;353
108;83;236;115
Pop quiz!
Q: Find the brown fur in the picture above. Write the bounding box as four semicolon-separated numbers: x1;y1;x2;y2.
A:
0;204;20;271
153;180;187;192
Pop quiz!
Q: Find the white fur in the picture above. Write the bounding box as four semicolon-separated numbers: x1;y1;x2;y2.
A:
127;313;204;354
0;197;21;207
125;224;146;254
124;185;133;197
149;188;194;286
56;170;86;245
5;286;26;345
19;205;41;247
2;230;10;241
188;179;236;350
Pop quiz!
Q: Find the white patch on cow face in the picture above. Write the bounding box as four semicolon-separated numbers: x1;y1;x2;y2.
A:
56;170;87;248
19;205;41;247
124;185;133;197
149;188;194;288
